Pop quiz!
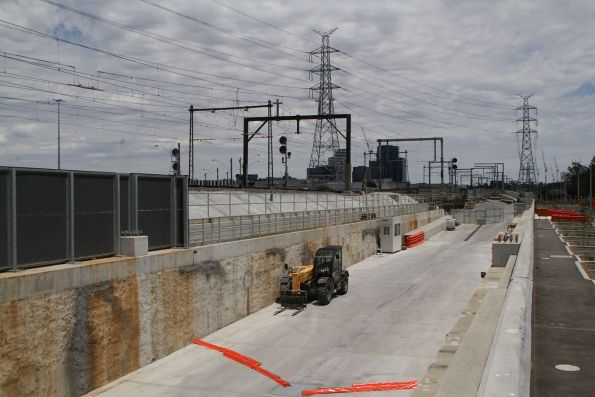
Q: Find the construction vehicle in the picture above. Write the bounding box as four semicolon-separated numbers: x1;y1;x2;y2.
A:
277;246;349;313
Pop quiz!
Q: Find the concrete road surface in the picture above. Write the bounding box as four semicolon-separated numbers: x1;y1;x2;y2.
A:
88;203;511;397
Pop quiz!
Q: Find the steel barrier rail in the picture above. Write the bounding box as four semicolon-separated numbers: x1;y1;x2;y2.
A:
188;191;409;219
450;208;504;225
189;203;429;246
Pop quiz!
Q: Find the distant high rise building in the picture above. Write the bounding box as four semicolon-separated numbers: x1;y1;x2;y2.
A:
368;145;407;183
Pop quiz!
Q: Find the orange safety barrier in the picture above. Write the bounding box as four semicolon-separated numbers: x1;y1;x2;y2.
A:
534;208;591;223
534;207;549;217
302;380;418;395
193;339;290;387
404;231;425;248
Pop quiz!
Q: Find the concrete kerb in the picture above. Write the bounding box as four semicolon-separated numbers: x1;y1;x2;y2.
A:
478;202;534;397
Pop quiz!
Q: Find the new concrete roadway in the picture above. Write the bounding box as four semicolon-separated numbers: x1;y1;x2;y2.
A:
89;202;513;397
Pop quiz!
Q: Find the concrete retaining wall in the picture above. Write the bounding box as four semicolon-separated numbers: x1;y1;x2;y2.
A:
420;216;448;240
0;209;442;397
479;202;534;397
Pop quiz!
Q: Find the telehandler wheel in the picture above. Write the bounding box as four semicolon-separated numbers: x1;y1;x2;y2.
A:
337;278;349;295
318;281;333;305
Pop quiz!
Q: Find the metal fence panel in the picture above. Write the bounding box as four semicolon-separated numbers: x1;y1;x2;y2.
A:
175;177;185;246
451;208;504;224
0;168;188;272
0;170;8;271
119;175;129;231
16;170;69;267
73;173;115;259
188;203;430;247
137;176;172;250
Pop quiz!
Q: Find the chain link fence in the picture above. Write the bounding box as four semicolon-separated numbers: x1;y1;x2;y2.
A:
190;203;428;246
1;167;188;272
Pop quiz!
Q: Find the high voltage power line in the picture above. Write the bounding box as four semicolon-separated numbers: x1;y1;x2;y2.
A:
1;16;510;131
206;0;513;110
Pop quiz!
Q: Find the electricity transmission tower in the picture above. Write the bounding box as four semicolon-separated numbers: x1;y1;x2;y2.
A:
307;28;341;184
516;95;538;187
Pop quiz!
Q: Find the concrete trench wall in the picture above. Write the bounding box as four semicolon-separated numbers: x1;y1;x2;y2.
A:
0;209;441;397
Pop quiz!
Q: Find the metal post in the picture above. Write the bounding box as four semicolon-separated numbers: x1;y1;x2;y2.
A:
377;141;382;189
230;157;233;185
345;115;351;192
53;99;63;169
242;118;249;188
188;106;194;180
7;169;17;270
130;174;139;232
182;176;189;248
440;138;444;188
170;176;176;246
114;174;121;255
67;172;75;262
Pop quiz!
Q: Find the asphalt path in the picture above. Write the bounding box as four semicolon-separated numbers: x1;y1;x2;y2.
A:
89;203;511;397
531;219;595;396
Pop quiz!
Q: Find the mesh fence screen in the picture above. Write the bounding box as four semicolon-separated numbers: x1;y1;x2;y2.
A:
0;170;8;271
16;171;68;267
73;174;115;259
138;176;172;250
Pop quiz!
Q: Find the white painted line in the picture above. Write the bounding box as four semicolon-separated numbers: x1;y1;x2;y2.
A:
574;260;595;286
555;364;580;372
550;255;573;258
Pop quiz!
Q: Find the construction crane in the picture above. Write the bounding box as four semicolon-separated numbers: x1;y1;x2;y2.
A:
361;127;375;189
554;156;560;182
361;127;375;161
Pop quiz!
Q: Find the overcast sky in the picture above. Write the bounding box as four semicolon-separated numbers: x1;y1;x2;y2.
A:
0;0;594;183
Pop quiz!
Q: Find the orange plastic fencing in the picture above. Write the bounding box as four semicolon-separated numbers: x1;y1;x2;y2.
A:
302;380;418;395
534;207;549;217
193;339;290;387
536;208;591;223
404;231;425;248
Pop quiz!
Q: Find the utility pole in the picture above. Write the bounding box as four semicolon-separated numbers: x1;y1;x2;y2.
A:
230;157;233;184
267;100;273;188
516;95;538;188
308;28;341;186
53;98;63;169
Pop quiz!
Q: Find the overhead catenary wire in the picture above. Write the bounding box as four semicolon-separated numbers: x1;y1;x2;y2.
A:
0;20;306;96
40;0;310;80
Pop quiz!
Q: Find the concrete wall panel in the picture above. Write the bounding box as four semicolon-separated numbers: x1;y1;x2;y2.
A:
0;209;440;396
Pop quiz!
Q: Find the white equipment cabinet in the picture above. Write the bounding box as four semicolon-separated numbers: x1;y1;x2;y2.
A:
379;216;402;253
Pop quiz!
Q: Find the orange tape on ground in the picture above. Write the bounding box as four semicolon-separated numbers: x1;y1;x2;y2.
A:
192;339;290;387
301;380;418;395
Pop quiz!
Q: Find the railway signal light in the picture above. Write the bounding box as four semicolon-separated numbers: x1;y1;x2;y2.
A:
279;136;287;154
171;146;181;175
